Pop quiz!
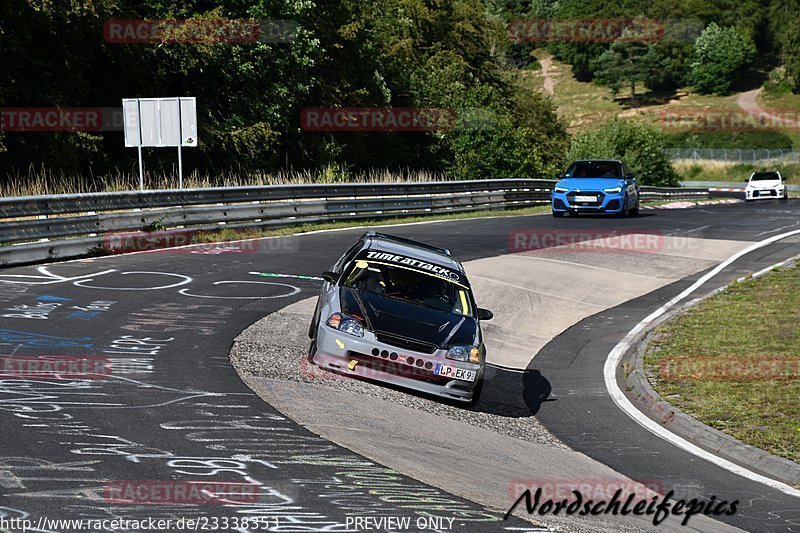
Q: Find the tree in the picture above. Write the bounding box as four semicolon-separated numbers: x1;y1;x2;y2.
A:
784;15;800;93
689;23;757;94
592;31;658;106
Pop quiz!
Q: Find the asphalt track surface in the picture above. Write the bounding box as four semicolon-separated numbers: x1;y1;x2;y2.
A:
0;198;798;532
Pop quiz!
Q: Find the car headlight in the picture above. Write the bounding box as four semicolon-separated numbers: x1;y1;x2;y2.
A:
445;345;480;363
554;186;568;193
326;313;364;337
603;187;622;193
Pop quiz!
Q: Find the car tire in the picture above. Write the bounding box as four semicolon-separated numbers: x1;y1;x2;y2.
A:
552;211;564;218
780;191;789;201
307;340;317;364
629;202;639;217
466;377;484;408
308;299;321;339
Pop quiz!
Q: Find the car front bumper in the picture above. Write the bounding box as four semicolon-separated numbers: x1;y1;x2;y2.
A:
311;324;483;402
552;190;627;213
746;187;786;200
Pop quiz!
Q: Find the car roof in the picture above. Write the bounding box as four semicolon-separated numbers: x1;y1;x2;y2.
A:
362;232;463;273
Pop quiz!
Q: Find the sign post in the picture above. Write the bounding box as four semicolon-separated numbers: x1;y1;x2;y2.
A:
122;97;197;190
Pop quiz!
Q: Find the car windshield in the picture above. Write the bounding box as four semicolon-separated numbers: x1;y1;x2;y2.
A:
565;162;622;179
342;259;473;316
751;172;780;181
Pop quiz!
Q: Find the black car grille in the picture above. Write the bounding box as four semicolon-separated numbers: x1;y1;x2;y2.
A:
605;199;620;211
553;198;567;210
375;331;438;354
566;191;605;207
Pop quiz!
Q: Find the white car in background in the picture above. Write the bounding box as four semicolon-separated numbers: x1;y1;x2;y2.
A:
745;171;788;201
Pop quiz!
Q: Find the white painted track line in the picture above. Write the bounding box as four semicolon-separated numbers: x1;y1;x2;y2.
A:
604;229;800;498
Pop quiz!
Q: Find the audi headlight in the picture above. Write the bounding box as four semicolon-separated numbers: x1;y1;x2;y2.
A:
554;186;568;193
445;345;480;363
326;313;364;337
603;187;622;193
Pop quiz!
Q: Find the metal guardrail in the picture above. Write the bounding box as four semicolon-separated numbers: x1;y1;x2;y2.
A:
0;180;709;267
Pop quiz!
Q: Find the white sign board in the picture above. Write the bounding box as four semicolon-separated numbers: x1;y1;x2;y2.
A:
122;97;197;189
123;97;197;147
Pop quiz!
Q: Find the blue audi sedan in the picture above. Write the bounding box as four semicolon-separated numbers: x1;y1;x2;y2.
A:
551;159;640;217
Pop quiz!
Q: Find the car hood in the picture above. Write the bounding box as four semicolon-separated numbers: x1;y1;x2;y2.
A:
747;179;781;188
340;288;477;348
557;178;625;191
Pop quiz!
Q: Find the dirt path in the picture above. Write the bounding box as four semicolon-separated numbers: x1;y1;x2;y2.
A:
539;54;555;95
736;87;798;127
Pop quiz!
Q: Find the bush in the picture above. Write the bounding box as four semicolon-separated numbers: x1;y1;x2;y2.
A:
663;131;795;150
689;23;757;95
567;121;680;186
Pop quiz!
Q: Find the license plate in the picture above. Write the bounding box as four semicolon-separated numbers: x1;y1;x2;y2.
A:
574;195;597;202
434;363;476;382
759;191;771;196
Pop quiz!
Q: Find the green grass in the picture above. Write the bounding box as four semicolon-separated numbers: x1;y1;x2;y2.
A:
758;82;800;113
674;161;800;183
644;264;800;463
189;204;553;245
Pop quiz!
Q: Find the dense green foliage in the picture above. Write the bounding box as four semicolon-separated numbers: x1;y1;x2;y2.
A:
592;31;658;106
663;131;795;150
689;23;757;95
567;121;680;186
501;0;792;93
0;0;569;183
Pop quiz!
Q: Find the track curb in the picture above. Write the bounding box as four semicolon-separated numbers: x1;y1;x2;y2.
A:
621;259;800;489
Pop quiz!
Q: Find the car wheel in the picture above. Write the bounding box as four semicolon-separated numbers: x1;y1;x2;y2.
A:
780;190;789;201
630;202;640;217
552;211;564;218
466;377;484;408
308;299;320;339
307;340;317;364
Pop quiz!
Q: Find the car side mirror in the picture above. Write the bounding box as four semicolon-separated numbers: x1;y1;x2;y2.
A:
625;174;635;180
477;308;493;321
322;271;339;284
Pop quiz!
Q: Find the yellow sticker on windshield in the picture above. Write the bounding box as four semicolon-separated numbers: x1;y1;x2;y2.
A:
355;260;369;269
458;290;468;315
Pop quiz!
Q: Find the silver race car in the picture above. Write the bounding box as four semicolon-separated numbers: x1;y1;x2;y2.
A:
308;232;493;404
